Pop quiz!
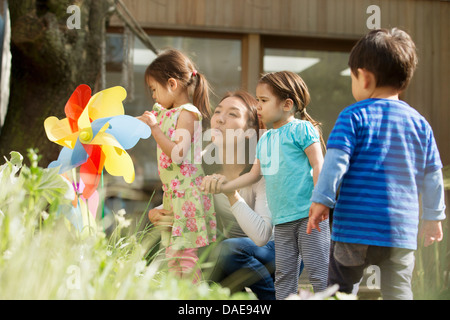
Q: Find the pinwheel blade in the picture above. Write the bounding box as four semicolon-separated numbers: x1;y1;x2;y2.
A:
80;145;105;199
48;142;88;174
91;116;114;138
106;115;151;149
44;117;77;149
87;86;127;121
102;145;135;183
65;84;92;132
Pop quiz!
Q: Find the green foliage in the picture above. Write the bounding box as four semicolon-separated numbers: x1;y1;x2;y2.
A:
413;221;449;300
0;150;252;300
443;165;450;190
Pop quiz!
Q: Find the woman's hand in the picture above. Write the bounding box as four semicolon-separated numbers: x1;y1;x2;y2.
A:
148;207;174;228
201;174;227;194
137;111;158;128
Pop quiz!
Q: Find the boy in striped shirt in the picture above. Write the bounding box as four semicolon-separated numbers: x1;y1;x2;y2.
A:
307;28;446;300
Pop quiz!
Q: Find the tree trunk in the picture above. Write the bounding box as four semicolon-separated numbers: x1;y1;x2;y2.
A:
0;0;113;166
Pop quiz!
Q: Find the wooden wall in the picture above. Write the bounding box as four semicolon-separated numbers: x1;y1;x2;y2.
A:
112;0;449;166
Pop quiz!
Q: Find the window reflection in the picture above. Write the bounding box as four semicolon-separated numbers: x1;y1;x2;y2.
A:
104;33;242;217
264;48;354;141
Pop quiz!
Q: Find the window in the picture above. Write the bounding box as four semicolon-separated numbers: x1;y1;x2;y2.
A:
104;31;242;215
263;47;355;141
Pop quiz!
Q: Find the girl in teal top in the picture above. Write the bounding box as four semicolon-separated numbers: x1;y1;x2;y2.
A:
205;71;330;299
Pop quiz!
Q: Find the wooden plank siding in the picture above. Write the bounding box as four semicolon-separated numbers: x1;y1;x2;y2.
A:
111;0;449;166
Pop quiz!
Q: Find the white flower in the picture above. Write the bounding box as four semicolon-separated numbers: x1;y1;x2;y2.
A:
60;175;76;201
115;209;131;229
40;211;50;221
117;209;126;217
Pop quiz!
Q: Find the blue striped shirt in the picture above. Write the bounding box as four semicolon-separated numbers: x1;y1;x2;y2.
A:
326;98;442;250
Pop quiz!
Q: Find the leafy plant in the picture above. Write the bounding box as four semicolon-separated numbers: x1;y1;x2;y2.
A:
413;164;449;299
0;150;252;300
443;165;450;190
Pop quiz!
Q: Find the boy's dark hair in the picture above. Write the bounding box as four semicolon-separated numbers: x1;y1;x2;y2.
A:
349;28;418;91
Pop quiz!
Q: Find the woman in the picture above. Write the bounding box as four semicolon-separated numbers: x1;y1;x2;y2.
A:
148;90;276;299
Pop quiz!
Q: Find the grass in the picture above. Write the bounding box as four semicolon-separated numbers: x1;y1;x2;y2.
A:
412;165;450;300
0;150;252;300
1;150;448;300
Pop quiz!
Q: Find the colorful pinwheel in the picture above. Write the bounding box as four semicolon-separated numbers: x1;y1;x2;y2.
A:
44;84;151;199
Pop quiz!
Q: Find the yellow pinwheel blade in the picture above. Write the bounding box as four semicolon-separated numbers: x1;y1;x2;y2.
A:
102;145;135;183
90;132;123;149
87;86;126;121
77;101;92;132
44;117;78;149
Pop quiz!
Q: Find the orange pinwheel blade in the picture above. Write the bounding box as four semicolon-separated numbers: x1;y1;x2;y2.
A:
80;145;105;199
65;85;92;132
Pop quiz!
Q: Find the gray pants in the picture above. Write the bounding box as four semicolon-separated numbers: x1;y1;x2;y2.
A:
274;218;330;300
329;241;415;300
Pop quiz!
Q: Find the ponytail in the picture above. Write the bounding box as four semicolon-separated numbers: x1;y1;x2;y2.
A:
300;109;327;154
259;71;327;153
192;72;212;130
145;49;212;129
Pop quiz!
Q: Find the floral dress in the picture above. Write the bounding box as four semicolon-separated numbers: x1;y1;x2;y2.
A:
152;103;216;250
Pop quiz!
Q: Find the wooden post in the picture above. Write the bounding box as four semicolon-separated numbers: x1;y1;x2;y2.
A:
242;33;262;95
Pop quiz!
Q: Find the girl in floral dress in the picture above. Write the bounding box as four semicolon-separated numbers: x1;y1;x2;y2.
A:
138;49;216;281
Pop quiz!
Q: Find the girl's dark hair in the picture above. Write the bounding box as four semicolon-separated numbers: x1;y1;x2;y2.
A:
204;90;266;176
348;28;418;91
145;49;212;128
259;71;326;152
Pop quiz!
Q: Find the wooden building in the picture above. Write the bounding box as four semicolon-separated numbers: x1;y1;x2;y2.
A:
105;0;449;223
104;1;449;298
110;0;449;164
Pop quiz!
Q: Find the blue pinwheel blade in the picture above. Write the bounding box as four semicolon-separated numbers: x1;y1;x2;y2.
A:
48;140;88;174
103;115;151;150
57;203;84;232
91;116;114;138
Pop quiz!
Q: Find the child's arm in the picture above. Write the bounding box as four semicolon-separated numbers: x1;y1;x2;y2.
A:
307;148;350;234
139;110;196;163
202;159;262;194
419;169;446;247
222;160;262;193
304;142;324;186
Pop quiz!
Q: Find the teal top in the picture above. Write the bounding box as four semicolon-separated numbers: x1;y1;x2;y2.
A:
256;119;320;225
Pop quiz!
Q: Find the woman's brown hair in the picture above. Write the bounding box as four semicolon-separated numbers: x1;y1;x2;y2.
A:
204;90;266;176
259;71;326;152
145;49;212;129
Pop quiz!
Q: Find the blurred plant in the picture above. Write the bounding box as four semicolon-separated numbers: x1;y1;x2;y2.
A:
444;165;450;190
0;151;251;300
413;231;449;300
286;284;357;300
413;164;449;299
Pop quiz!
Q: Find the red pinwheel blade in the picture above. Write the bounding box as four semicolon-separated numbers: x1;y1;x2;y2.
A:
65;85;92;132
80;145;105;199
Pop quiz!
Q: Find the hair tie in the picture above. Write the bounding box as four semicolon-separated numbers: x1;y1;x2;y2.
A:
192;70;198;77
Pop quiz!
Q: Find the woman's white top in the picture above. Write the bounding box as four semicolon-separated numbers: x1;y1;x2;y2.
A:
213;177;273;247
